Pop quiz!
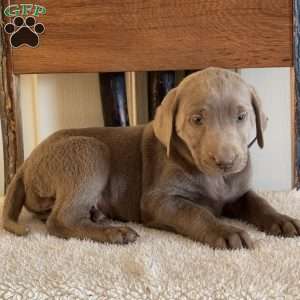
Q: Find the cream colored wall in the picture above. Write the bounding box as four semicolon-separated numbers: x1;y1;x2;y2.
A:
0;68;293;195
21;74;104;158
240;68;292;190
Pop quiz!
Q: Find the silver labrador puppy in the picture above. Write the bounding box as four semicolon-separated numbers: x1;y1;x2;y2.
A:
3;67;300;249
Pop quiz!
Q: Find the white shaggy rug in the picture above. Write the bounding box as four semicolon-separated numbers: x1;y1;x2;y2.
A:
1;191;300;299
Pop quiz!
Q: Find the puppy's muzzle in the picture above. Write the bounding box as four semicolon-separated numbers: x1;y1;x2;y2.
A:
209;153;238;171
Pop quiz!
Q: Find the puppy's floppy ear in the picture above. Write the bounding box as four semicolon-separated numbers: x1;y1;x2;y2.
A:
153;88;178;156
250;87;268;148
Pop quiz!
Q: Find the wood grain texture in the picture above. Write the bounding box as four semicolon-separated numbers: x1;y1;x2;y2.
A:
294;0;300;188
1;0;24;191
290;68;296;187
7;0;293;74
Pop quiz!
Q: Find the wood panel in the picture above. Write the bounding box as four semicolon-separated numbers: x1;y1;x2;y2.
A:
4;0;293;74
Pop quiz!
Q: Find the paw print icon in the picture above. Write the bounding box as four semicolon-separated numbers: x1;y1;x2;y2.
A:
4;16;45;48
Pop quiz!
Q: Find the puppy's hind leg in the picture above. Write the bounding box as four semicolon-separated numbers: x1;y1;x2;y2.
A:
46;189;139;244
45;136;138;244
24;188;54;223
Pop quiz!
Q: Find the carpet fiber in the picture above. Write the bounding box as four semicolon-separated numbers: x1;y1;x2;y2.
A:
1;191;300;299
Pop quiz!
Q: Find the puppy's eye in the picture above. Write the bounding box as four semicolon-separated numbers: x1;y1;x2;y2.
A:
237;112;247;122
191;114;203;126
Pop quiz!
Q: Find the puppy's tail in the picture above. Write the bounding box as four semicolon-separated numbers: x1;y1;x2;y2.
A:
2;167;29;236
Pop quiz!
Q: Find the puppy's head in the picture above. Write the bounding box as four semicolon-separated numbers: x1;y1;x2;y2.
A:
153;67;268;176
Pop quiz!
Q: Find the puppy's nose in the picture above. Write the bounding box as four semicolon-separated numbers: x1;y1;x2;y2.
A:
209;154;236;171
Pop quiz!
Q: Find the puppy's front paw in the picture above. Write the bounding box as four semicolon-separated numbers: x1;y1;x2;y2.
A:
203;225;254;250
258;213;300;237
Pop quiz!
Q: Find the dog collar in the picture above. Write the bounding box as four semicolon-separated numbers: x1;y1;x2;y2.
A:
248;137;257;148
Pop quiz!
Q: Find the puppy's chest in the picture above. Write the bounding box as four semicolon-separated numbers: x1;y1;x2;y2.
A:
181;173;246;205
200;176;238;202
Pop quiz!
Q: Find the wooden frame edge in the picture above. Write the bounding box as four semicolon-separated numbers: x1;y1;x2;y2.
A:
294;0;300;188
291;68;296;187
0;0;24;192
